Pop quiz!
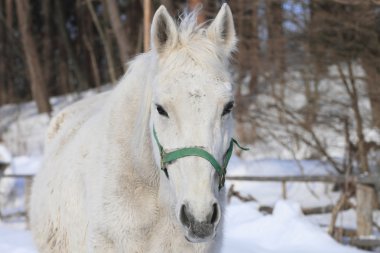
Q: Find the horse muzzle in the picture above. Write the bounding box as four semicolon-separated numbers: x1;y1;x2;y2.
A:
179;202;220;243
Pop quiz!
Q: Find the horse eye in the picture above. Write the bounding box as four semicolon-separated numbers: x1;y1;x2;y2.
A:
156;104;169;118
222;101;234;116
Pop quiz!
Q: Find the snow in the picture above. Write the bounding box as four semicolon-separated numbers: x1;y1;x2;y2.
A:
0;199;368;253
0;151;41;216
0;85;111;156
0;156;370;253
0;225;37;253
11;156;42;175
0;144;12;163
223;201;365;253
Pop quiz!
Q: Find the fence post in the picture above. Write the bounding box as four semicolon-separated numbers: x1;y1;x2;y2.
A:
143;0;152;52
282;181;287;199
356;184;374;237
25;177;33;228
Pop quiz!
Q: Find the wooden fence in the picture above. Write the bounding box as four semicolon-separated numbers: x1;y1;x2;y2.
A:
226;174;380;199
226;175;380;185
1;172;380;248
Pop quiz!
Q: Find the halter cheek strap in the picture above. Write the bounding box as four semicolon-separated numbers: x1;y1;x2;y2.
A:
152;126;248;190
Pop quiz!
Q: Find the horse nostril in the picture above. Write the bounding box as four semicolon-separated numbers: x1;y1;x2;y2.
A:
209;203;219;225
180;204;191;228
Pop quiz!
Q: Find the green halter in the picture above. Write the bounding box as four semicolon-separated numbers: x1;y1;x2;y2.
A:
152;126;248;190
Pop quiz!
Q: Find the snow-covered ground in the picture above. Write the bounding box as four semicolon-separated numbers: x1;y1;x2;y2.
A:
0;201;367;253
0;154;372;253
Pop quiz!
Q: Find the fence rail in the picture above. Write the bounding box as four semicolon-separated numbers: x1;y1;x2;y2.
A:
225;175;380;186
0;174;34;178
1;174;380;187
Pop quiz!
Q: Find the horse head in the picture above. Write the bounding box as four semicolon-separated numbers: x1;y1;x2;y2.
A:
149;4;237;243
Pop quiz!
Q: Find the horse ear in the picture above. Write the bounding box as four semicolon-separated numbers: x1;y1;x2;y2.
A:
151;6;178;54
206;3;237;55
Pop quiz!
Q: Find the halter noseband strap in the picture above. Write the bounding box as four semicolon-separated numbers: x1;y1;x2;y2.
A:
152;126;248;190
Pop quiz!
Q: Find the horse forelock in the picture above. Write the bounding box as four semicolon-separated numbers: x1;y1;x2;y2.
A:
130;8;233;157
174;8;233;70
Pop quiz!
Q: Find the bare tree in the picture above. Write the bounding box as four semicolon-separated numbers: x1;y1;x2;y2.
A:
266;0;286;84
86;0;117;83
0;0;6;105
105;0;130;69
77;2;99;91
4;0;14;103
143;0;152;52
41;0;53;92
16;0;51;113
359;3;380;130
57;48;70;95
84;35;101;90
126;1;144;55
230;0;260;142
363;60;380;130
55;1;89;92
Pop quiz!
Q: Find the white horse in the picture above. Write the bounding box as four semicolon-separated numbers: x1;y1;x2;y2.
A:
30;4;237;253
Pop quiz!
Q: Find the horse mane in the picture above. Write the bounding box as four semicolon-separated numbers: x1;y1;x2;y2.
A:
129;7;233;155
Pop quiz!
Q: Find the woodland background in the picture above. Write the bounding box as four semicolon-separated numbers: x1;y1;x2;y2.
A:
0;0;378;118
1;0;380;247
2;0;379;176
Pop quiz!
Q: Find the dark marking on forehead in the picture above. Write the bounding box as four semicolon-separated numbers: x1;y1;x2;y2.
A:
188;89;203;99
188;89;206;100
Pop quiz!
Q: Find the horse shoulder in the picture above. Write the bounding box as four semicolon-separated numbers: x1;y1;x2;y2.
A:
46;92;110;144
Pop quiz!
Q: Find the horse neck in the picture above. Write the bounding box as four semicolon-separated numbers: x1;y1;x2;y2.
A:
105;52;159;187
105;53;178;214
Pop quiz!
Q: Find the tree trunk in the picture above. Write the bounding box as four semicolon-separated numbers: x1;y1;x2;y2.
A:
0;0;6;105
101;0;122;77
266;0;286;81
361;3;380;130
5;0;13;34
55;0;89;92
84;35;101;90
105;0;130;68
58;49;70;94
42;0;53;94
86;0;117;84
308;1;328;77
266;0;286;122
143;0;152;52
231;0;260;96
16;0;51;113
228;0;260;143
78;3;99;89
362;58;380;130
126;0;144;55
5;0;14;103
249;0;259;94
